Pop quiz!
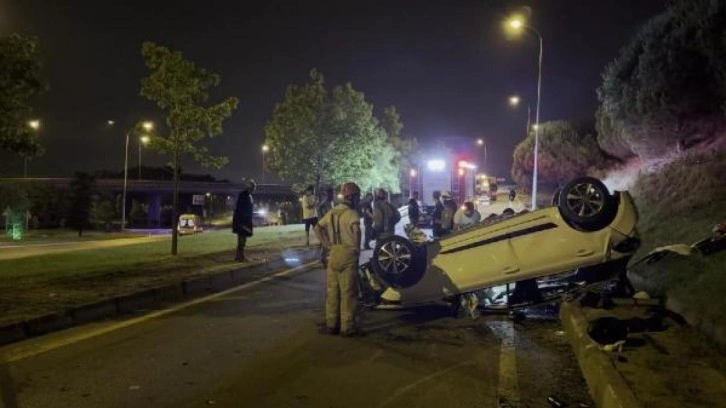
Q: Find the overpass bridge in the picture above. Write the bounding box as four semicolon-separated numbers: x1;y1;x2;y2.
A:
0;178;300;227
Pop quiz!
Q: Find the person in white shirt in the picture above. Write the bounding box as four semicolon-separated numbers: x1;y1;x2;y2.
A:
454;201;481;231
301;185;318;246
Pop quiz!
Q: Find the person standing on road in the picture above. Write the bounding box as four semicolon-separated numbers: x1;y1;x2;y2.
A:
407;191;421;227
372;188;401;241
454;201;481;230
360;193;374;250
302;185;318;246
318;187;336;267
314;182;363;337
232;179;256;262
439;191;458;237
431;191;444;237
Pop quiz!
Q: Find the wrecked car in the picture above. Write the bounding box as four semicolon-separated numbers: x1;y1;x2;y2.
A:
359;177;641;310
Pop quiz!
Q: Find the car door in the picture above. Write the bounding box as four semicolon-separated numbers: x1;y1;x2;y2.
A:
507;209;608;280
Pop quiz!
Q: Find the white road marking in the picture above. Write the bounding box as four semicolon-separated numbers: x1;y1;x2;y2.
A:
487;320;520;407
0;261;318;363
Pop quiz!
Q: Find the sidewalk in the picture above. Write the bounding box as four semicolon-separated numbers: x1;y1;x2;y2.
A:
561;296;726;408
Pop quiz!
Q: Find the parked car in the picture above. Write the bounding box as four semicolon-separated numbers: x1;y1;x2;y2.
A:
178;214;203;235
360;177;640;308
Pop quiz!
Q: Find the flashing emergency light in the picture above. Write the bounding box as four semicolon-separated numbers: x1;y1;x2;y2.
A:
427;160;446;171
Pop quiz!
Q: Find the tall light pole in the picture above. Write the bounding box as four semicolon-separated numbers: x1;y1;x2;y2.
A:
476;138;487;171
118;120;153;231
509;95;532;145
139;135;150;179
261;144;269;183
24;119;41;178
409;168;417;197
507;16;543;210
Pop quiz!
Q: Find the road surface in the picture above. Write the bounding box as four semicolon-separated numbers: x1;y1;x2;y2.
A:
0;262;593;408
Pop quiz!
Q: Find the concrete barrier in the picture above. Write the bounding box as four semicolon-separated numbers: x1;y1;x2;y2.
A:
560;300;643;408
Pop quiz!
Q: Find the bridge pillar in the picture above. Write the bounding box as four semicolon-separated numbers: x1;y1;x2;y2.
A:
148;193;162;227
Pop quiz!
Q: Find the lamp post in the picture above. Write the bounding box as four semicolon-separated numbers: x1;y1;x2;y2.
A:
24;119;41;178
120;120;153;231
476;138;487;171
509;95;532;145
507;16;543;210
139;135;150;179
409;168;417;197
261;144;269;183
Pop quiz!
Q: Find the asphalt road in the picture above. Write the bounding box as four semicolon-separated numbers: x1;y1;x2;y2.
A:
0;262;593;408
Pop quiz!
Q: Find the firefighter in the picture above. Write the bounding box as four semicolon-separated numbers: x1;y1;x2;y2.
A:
372;188;400;241
232;179;256;262
439;191;458;236
314;182;363;337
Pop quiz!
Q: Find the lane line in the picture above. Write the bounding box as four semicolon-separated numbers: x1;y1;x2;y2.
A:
487;320;520;407
377;360;475;408
1;261;319;363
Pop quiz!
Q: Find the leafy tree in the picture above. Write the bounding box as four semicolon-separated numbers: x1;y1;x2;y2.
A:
380;105;419;191
596;0;726;159
140;42;238;255
264;69;401;194
67;172;95;237
512;121;606;191
26;183;69;228
90;198;116;232
0;34;46;156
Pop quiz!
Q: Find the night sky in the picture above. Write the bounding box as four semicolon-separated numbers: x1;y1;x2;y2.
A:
0;0;665;182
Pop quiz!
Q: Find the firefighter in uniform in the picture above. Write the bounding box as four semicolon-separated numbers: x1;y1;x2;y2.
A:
314;182;363;337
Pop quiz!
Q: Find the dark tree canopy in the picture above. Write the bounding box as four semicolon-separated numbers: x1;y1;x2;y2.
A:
512;121;605;191
596;0;726;159
67;172;96;237
0;34;46;156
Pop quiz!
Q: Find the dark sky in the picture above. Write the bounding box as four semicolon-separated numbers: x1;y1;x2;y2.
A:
0;0;665;182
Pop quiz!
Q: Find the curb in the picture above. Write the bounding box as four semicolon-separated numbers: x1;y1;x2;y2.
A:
0;247;319;347
560;300;643;408
629;271;726;349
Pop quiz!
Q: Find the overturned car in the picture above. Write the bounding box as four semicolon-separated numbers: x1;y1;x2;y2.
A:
359;177;640;310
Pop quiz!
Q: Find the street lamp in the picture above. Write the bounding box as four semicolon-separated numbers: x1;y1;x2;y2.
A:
261;144;269;183
476;138;487;171
119;120;154;231
139;135;150;179
508;94;532;144
506;15;543;210
409;168;417;196
24;120;41;177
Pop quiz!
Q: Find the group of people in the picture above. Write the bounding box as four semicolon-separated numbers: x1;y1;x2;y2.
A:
232;180;522;338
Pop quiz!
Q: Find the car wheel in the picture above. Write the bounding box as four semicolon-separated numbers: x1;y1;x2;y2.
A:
370;236;425;289
557;177;615;231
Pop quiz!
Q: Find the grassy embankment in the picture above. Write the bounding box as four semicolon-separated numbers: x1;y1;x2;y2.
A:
0;225;308;325
628;151;726;323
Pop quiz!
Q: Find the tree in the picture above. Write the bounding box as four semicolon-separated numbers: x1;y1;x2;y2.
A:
596;0;726;159
0;34;46;156
380;105;419;191
67;172;95;237
512;121;606;191
140;42;238;255
90;198;115;232
264;69;401;194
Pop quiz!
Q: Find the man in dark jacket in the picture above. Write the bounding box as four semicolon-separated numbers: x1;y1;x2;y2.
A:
407;191;420;227
232;179;256;262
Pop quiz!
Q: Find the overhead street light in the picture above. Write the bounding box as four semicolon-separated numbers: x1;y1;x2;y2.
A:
508;94;532;147
476;138;487;171
110;120;155;230
505;14;544;210
24;119;41;177
261;144;270;183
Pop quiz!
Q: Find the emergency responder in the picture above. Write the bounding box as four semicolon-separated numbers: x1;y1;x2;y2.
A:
454;201;481;230
360;193;374;249
439;191;458;236
432;191;444;237
407;191;421;227
372;188;400;241
318;187;336;267
302;185;318;246
314;182;363;337
232;179;256;262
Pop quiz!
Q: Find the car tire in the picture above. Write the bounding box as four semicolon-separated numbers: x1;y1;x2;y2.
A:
557;177;615;232
370;235;425;289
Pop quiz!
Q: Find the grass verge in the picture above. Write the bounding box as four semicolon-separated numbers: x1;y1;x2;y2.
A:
629;151;726;324
0;225;310;325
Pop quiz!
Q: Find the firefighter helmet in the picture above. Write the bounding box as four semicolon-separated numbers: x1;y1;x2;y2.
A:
340;182;361;199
